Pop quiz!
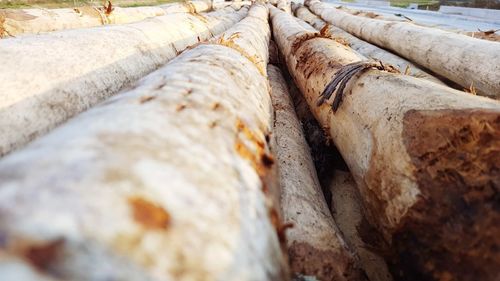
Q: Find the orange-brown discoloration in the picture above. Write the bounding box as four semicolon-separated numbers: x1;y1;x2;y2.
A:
139;96;155;104
386;109;500;281
234;118;274;183
0;14;6;38
290;32;322;54
23;238;64;272
294;39;343;81
129;197;171;229
176;104;187;112
211;102;221;110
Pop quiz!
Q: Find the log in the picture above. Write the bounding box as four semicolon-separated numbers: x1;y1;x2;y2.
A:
213;0;252;10
276;0;291;14
318;2;500;42
0;1;211;37
294;5;444;84
268;64;361;281
328;170;392;281
0;4;288;280
0;6;247;157
270;6;500;281
306;0;500;98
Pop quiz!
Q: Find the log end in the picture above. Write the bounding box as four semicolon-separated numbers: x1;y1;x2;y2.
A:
392;108;500;281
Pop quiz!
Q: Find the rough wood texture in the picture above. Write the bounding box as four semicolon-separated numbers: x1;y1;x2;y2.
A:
270;6;500;281
0;4;288;281
0;1;211;37
276;0;291;14
329;170;392;281
294;5;444;84
0;6;247;157
307;0;500;98
269;64;361;281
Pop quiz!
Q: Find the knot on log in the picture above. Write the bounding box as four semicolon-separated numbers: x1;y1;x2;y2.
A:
317;60;399;112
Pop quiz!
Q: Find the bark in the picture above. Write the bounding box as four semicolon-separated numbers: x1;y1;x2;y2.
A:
0;4;288;281
307;0;500;98
0;7;247;157
294;5;444;84
328;170;392;281
269;64;362;281
0;1;211;37
271;6;500;281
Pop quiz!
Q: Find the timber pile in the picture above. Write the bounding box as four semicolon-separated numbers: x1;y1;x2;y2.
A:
0;1;498;281
0;1;213;37
306;0;500;98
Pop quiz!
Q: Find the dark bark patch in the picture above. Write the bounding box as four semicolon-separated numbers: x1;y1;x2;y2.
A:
391;108;500;281
288;241;364;281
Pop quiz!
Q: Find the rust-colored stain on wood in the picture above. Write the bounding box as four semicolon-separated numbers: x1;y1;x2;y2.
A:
234;118;275;192
129;196;171;229
23;238;64;272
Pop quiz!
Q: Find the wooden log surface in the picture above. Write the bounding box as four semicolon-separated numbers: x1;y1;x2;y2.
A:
270;6;500;281
0;1;212;37
328;170;392;281
268;64;362;281
0;6;247;157
294;5;444;84
0;4;289;281
307;0;500;98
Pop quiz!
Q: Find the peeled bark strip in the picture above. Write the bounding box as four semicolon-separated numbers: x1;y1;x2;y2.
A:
0;4;288;281
0;7;247;157
269;64;361;281
329;170;392;281
294;6;443;84
307;0;500;98
271;7;500;281
0;1;212;38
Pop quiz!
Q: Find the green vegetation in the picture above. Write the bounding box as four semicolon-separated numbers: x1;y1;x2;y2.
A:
389;0;439;8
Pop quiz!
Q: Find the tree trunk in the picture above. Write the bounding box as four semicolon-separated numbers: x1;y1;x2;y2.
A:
0;4;288;281
328;170;393;281
270;6;500;281
213;1;252;10
0;1;212;37
275;0;291;14
307;0;500;98
268;64;362;281
0;6;247;157
294;5;444;84
313;2;500;43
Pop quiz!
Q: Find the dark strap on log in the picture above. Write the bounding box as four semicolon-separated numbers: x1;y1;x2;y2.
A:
317;60;399;112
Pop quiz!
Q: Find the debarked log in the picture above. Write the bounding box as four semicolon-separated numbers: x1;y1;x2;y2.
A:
271;6;500;281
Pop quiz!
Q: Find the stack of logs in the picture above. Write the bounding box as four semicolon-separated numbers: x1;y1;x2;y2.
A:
0;0;498;280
